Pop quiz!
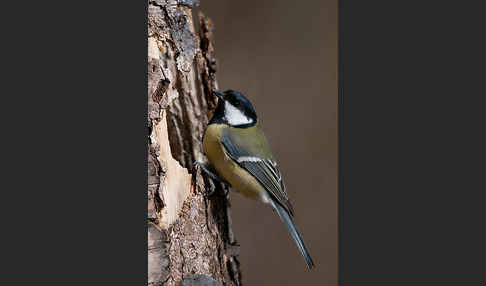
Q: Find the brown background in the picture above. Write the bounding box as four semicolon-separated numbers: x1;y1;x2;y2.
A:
197;1;337;285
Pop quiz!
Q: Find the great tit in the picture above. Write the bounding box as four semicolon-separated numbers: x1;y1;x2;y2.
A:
198;89;314;269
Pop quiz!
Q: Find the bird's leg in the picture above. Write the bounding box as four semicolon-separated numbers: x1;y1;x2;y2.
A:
193;161;231;196
193;161;227;184
206;175;217;196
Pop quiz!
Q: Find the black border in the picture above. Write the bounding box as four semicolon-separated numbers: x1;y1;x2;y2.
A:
338;0;343;283
4;0;148;284
341;1;484;285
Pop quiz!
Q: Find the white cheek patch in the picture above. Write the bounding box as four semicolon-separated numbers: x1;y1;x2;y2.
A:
224;101;253;126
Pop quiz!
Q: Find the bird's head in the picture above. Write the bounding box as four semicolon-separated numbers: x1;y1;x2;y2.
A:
211;89;257;127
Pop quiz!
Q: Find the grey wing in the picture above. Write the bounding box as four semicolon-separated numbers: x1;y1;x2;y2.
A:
221;129;294;216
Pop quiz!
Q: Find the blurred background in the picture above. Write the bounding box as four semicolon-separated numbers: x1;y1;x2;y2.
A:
197;1;337;285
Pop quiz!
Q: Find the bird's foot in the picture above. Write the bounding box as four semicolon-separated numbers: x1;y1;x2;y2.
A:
193;161;231;197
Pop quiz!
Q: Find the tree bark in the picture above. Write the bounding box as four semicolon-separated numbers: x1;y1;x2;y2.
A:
148;1;241;286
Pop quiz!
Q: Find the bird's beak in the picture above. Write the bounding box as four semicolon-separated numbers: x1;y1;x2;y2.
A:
213;89;225;101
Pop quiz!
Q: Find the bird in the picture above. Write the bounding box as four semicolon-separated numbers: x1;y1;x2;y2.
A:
195;89;314;269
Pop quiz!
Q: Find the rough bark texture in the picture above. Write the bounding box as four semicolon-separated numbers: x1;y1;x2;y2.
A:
148;1;241;286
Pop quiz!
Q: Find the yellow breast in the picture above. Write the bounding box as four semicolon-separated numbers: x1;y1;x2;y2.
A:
203;124;266;201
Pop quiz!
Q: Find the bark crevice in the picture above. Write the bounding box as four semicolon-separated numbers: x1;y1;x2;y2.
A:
148;1;241;285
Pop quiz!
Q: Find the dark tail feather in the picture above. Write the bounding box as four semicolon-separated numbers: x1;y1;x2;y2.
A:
273;201;315;269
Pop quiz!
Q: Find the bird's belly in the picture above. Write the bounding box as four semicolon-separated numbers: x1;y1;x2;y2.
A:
203;126;266;201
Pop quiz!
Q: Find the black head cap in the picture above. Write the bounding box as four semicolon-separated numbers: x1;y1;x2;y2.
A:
210;89;257;127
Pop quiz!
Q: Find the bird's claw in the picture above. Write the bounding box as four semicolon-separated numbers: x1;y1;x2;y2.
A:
193;161;230;197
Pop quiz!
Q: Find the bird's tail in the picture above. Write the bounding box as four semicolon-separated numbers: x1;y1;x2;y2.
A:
272;201;315;269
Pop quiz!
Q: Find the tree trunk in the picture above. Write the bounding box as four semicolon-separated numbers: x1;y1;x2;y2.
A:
148;1;241;286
